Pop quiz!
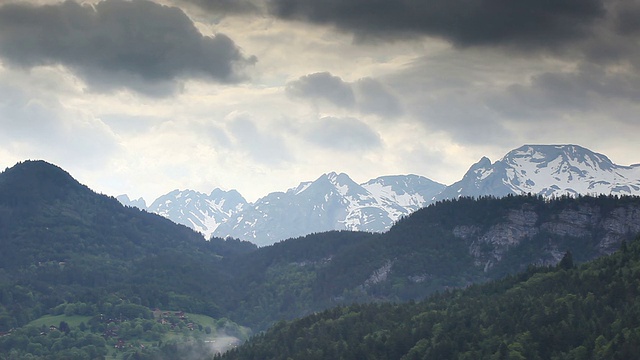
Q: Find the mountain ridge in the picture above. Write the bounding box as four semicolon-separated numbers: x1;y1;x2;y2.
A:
120;172;445;245
435;144;640;201
119;144;640;245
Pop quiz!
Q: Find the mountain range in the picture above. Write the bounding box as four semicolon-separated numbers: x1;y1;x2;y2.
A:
118;144;640;245
2;160;640;346
119;173;446;246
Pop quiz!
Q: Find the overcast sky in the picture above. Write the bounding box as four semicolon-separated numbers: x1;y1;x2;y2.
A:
1;0;639;202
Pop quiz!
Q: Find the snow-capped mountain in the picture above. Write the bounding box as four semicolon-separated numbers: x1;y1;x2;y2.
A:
212;172;446;246
117;144;640;246
435;144;640;201
362;174;447;217
144;189;247;238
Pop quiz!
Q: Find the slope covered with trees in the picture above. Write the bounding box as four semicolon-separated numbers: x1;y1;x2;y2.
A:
221;237;640;360
0;160;256;331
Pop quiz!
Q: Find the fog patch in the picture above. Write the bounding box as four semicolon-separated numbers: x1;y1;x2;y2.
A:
206;332;242;354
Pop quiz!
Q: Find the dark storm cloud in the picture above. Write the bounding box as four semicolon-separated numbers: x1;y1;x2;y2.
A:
0;0;256;96
267;0;605;49
614;1;640;35
286;72;355;108
179;0;261;15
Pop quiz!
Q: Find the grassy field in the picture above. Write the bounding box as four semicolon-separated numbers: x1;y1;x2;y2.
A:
27;314;92;328
185;312;217;329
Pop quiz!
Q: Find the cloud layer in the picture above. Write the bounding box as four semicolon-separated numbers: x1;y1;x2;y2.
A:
0;0;256;96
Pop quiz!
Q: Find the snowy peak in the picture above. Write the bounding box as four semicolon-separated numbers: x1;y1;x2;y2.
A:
212;173;445;246
503;145;614;173
290;172;376;210
213;172;374;246
210;188;245;205
362;175;446;211
363;174;443;195
470;156;493;171
308;172;367;197
144;188;247;239
499;144;637;196
437;144;640;200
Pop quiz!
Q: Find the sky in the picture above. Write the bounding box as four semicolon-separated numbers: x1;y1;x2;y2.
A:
0;0;639;203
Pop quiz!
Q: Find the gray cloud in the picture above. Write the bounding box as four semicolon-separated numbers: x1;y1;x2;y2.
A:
614;0;640;36
286;72;355;108
100;114;164;135
286;72;403;118
354;77;403;117
267;0;605;49
488;64;640;119
304;116;382;152
413;98;512;146
0;0;256;96
381;53;514;145
226;113;292;164
0;80;119;168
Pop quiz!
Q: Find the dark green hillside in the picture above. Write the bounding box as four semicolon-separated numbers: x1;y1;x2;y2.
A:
306;194;640;304
221;231;378;329
215;194;640;330
0;161;255;330
220;237;640;360
0;160;254;267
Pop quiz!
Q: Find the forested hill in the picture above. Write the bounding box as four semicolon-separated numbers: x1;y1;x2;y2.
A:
220;237;640;360
289;194;640;308
205;193;640;330
0;160;256;268
0;160;256;330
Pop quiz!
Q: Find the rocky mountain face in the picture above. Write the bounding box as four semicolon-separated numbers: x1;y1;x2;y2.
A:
118;144;640;245
454;201;640;273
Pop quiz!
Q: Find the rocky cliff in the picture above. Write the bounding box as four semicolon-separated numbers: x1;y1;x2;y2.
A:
453;200;640;272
